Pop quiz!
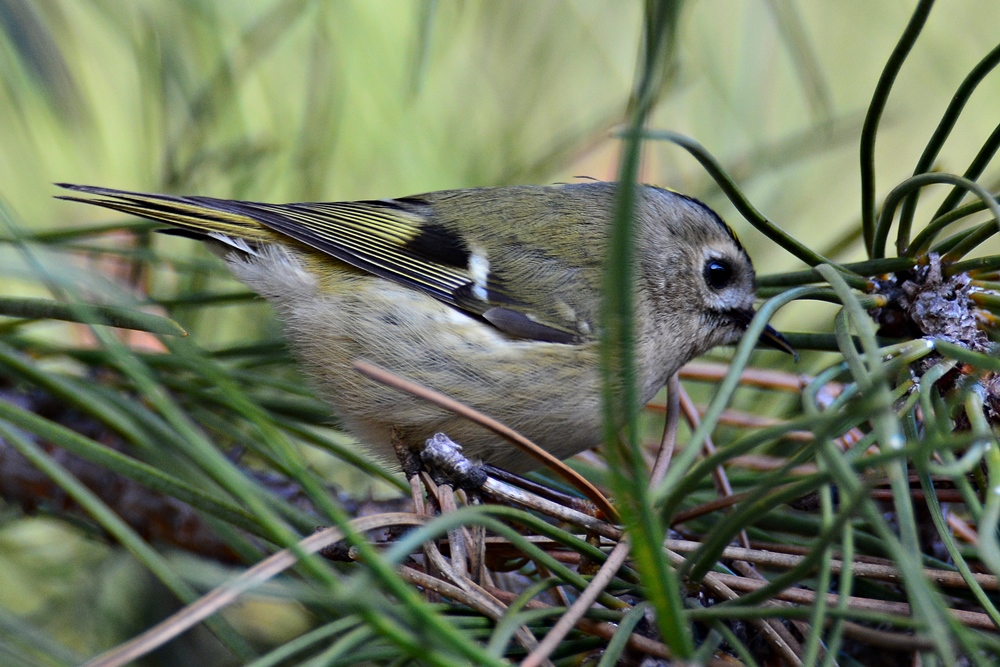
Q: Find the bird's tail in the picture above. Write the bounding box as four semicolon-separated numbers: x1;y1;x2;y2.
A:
56;184;274;248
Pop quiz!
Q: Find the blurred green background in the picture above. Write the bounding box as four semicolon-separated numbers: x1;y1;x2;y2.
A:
4;2;1000;332
2;0;1000;663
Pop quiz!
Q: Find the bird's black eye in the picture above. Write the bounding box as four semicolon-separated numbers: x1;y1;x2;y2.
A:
704;259;733;290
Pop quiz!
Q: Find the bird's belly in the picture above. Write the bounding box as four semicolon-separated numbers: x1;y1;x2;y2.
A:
234;256;605;472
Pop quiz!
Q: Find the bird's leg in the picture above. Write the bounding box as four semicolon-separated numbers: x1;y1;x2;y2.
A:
391;429;425;515
420;433;487;489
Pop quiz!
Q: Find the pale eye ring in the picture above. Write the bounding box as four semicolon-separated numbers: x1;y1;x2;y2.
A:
704;258;734;290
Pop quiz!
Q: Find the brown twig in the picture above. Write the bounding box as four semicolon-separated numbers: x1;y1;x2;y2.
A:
481;474;621;541
645;403;814;442
680;360;809;392
665;539;999;591
649;374;682;486
710;572;998;630
463;534;1000;595
839;621;935;651
948;513;979;545
727;454;819;475
482;464;598;515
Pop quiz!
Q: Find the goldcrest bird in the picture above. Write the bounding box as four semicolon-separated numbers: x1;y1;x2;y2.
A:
58;181;791;473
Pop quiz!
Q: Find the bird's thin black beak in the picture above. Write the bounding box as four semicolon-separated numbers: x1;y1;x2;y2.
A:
760;323;797;358
731;307;797;359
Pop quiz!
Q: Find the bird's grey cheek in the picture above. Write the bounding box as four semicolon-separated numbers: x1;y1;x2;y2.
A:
703;314;745;347
728;327;749;345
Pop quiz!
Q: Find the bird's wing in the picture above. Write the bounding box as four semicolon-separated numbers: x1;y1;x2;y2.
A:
57;184;589;343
